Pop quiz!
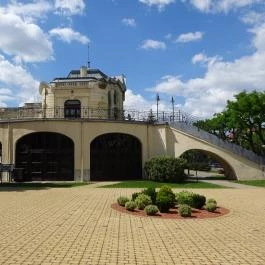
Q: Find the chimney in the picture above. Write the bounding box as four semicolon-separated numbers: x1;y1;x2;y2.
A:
80;66;87;77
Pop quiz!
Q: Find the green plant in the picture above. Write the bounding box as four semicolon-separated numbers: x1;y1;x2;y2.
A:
191;193;206;209
142;187;157;204
179;204;192;217
135;194;152;210
175;191;194;207
158;185;175;207
205;202;217;212
144;157;187;182
156;195;172;213
131;192;141;201
207;198;217;205
125;201;137;211
117;196;130;207
144;205;159;215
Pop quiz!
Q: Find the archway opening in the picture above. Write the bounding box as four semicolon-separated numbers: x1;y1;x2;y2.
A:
15;132;74;181
180;149;237;180
90;133;142;181
64;99;81;118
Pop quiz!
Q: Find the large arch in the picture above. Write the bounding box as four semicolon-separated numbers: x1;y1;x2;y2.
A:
90;133;142;181
15;132;74;181
180;149;237;180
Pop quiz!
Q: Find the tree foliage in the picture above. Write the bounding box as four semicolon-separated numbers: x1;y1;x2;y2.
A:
195;91;265;155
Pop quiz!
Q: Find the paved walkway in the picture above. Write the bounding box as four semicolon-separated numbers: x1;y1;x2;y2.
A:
199;179;258;189
0;185;265;264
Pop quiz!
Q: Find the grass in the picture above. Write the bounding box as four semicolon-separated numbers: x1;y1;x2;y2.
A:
0;182;91;190
100;180;227;189
234;180;265;187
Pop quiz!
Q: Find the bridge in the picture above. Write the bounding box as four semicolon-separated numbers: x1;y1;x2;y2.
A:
0;107;263;181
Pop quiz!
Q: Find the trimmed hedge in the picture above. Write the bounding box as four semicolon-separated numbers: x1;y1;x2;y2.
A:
125;201;137;211
144;157;187;182
144;205;159;215
156;185;175;213
179;204;192;217
135;194;152;210
117;196;130;207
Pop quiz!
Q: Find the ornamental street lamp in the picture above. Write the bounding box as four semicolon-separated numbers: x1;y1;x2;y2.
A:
171;96;175;122
156;93;160;121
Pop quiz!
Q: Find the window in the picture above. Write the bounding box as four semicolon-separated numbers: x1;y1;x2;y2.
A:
64;100;81;118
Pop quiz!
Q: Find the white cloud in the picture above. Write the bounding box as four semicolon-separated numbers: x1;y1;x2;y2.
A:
186;0;262;13
140;39;166;50
241;11;265;25
122;18;136;27
0;54;40;104
0;8;53;63
55;0;85;15
176;31;204;43
139;0;175;10
143;23;265;117
49;27;89;44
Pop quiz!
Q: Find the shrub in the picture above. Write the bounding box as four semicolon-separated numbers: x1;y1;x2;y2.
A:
117;196;130;207
175;191;194;207
207;198;217;205
125;201;137;211
131;192;141;201
205;202;217;212
156;195;172;213
135;194;152;210
179;204;192;217
191;193;206;209
144;157;187;182
158;185;175;208
144;205;159;215
143;188;157;204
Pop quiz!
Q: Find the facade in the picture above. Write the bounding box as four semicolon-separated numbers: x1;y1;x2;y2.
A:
0;66;263;182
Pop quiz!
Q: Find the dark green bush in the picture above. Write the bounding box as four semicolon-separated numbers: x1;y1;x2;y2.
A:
131;192;141;201
156;195;172;213
191;193;206;209
205;202;217;212
143;188;157;204
175;191;194;207
125;201;137;211
117;196;130;207
158;185;175;207
144;205;159;215
179;204;192;217
144;157;187;182
135;194;152;210
207;198;217;205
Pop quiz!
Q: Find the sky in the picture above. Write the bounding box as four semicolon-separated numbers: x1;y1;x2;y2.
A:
0;0;265;118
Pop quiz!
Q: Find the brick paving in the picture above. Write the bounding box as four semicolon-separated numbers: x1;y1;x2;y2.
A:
0;184;265;264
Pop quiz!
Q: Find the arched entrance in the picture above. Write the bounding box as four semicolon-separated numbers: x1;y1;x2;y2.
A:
15;132;74;181
90;133;142;181
64;100;81;118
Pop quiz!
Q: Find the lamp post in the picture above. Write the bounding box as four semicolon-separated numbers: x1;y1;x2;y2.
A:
156;93;160;121
171;96;175;122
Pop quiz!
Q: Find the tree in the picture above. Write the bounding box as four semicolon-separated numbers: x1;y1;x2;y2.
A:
195;91;265;155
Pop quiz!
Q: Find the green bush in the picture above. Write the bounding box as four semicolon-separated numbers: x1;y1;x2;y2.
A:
207;198;217;205
125;201;137;211
158;185;175;207
156;195;172;213
179;204;192;217
144;205;159;215
144;157;187;182
135;194;152;210
143;188;157;204
131;192;141;201
191;193;206;209
205;202;217;212
117;196;130;207
175;191;194;207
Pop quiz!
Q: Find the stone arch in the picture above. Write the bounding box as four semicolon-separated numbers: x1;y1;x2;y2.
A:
15;132;74;181
90;133;142;181
180;148;237;180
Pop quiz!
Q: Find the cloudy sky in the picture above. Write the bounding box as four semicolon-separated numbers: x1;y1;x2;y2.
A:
0;0;265;117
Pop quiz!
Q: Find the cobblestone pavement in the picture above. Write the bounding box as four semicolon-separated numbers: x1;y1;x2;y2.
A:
0;185;265;265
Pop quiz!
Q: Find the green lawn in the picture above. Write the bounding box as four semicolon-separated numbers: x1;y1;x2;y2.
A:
100;180;227;189
0;182;91;190
234;180;265;187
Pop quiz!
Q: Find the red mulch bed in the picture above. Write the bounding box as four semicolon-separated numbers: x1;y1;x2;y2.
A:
111;203;229;219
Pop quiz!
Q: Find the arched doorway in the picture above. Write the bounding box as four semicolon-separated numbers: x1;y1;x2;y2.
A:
15;132;74;181
64;100;81;118
90;133;142;180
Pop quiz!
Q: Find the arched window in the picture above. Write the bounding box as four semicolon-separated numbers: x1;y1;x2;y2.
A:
64;100;81;118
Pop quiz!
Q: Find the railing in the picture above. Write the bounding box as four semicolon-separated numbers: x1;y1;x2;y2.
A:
169;121;265;165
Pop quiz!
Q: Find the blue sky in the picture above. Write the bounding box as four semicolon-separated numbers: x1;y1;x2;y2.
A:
0;0;265;117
